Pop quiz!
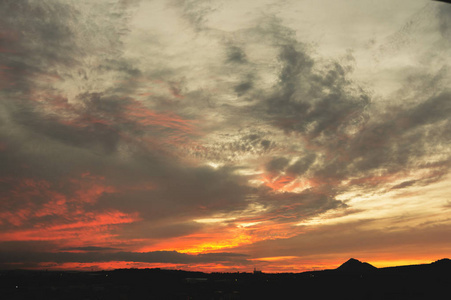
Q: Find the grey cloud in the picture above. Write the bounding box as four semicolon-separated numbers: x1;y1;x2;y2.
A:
436;2;451;38
408;91;451;126
77;92;126;115
117;221;203;240
286;154;316;176
0;250;249;266
260;139;272;150
254;188;347;223
98;58;142;78
194;132;277;163
265;157;290;173
0;0;143;154
238;17;370;142
234;81;253;96
0;137;253;232
0;241;58;253
346;91;451;176
226;46;248;64
265;55;369;138
170;0;217;31
210;13;450;195
242;220;451;260
96;165;251;221
12;103;120;154
60;246;120;252
0;0;132;90
276;44;314;91
391;180;418;190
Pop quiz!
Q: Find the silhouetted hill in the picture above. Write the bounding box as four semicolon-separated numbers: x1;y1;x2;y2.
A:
1;258;450;299
378;258;451;276
430;258;451;267
336;258;377;273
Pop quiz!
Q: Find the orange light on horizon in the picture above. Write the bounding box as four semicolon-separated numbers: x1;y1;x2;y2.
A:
4;253;448;274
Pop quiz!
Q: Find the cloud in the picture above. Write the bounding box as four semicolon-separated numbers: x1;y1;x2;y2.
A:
226;46;248;64
0;249;249;268
255;188;347;223
437;2;451;38
390;180;418;190
286;154;317;176
60;246;120;252
265;157;290;173
241;219;451;261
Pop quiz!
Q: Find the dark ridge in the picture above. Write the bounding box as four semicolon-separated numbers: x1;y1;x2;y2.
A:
432;258;451;265
1;258;450;299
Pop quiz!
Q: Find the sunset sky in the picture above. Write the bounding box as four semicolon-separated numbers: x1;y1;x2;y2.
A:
1;0;450;273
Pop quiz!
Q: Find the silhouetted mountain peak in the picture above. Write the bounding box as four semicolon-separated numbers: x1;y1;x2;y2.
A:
343;258;361;265
336;258;377;273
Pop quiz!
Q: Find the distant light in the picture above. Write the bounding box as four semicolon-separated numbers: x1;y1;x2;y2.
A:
238;222;261;228
195;217;236;224
207;162;222;169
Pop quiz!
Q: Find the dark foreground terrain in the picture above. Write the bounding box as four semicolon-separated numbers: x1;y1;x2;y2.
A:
1;258;450;299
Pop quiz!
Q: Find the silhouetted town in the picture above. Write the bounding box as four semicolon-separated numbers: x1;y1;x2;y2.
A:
1;258;450;299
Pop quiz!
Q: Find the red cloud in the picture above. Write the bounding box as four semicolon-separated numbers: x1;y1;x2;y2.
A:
0;174;141;249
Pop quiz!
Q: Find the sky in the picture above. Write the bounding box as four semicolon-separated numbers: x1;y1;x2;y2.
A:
0;0;450;273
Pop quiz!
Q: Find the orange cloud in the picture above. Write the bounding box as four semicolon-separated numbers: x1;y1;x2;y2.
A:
124;99;196;134
138;218;300;257
0;174;141;250
0;210;139;243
